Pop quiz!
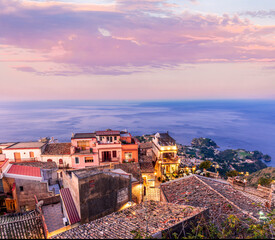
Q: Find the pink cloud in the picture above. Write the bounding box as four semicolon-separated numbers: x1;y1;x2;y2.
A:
0;0;274;75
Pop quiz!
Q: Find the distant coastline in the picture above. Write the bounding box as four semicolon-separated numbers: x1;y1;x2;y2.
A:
0;100;274;166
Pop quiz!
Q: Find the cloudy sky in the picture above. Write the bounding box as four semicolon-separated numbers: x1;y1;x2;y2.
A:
0;0;274;100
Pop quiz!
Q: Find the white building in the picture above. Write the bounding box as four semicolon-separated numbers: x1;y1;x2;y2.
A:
2;142;47;162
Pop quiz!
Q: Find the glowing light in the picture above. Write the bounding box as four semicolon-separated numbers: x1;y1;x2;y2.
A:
167;147;170;150
161;147;165;151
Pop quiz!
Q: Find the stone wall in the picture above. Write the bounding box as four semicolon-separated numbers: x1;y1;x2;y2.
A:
78;172;131;223
114;162;142;182
15;179;54;211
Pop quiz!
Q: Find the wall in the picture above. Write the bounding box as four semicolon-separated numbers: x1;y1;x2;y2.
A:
121;144;138;162
3;148;42;161
62;170;81;218
14;178;54;212
78;172;131;223
71;154;100;169
41;155;72;168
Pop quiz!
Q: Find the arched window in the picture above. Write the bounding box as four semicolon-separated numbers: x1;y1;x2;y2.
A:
59;159;63;164
47;159;52;162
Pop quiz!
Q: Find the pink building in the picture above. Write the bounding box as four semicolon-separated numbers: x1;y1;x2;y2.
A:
71;130;138;169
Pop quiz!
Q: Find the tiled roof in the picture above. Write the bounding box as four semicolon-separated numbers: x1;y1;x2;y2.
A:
60;188;80;225
72;133;96;139
0;210;45;239
13;161;57;169
96;130;120;136
158;133;176;146
43;143;71;155
5;142;46;149
161;175;268;221
139;142;152;149
7;164;41;177
139;162;154;173
53;201;206;239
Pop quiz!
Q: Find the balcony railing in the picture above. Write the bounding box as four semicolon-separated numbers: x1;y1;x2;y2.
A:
74;148;93;154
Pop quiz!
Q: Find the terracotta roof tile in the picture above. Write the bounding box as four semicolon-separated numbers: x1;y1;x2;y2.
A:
43;143;71;155
60;188;81;225
7;164;41;177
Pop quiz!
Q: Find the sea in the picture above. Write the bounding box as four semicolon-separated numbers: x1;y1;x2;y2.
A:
0;100;274;167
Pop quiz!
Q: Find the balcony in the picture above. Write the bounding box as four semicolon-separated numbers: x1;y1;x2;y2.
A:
74;148;93;154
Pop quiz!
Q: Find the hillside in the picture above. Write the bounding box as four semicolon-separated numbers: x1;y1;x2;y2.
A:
246;167;275;187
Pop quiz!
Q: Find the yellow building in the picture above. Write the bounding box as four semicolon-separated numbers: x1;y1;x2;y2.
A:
152;132;180;180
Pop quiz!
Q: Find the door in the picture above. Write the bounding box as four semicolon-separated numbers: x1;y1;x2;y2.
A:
14;152;21;162
29;152;34;159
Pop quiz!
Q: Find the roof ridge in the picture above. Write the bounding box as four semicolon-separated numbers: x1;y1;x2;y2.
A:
194;175;259;222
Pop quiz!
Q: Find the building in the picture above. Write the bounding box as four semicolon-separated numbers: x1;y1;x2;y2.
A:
71;129;138;169
160;175;270;222
152;132;180;180
53;201;207;239
1;162;59;212
41;143;72;168
2;142;47;162
62;167;133;224
0;209;46;239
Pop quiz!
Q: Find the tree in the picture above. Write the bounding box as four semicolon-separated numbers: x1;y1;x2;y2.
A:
258;177;272;187
199;160;212;170
191;137;218;148
226;170;239;177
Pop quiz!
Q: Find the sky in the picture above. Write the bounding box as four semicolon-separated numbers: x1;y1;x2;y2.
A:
0;0;275;100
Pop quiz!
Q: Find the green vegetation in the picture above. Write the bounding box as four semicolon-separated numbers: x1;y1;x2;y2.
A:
226;170;239;177
199;160;212;170
191;137;218;149
258;177;272;187
246;167;275;187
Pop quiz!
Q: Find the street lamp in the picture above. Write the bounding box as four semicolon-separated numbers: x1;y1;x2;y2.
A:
192;166;196;174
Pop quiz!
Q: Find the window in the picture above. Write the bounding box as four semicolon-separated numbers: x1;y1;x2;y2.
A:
107;136;110;141
100;136;103;141
47;159;52;162
110;137;113;142
124;152;132;160
77;141;89;150
114;136;117;141
85;157;93;163
59;159;63;164
75;157;79;164
19;186;24;192
0;148;2;154
29;152;34;158
112;151;117;158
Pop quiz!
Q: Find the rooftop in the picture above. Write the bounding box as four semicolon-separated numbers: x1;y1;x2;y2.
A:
157;133;176;146
139;162;155;173
13;161;57;170
139;142;152;149
53;201;205;239
161;175;268;221
5;142;46;149
42;143;71;155
7;164;41;177
60;188;81;225
72;133;96;139
96;130;120;136
0;210;45;239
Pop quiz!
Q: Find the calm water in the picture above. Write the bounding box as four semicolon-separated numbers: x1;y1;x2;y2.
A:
0;100;274;166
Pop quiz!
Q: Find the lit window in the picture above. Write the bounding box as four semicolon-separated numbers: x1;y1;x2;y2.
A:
85;157;93;163
125;152;132;160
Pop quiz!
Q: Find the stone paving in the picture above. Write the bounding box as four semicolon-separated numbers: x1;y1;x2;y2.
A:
42;202;64;233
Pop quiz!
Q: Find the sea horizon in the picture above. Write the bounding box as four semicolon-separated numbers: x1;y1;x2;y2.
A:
0;99;274;167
